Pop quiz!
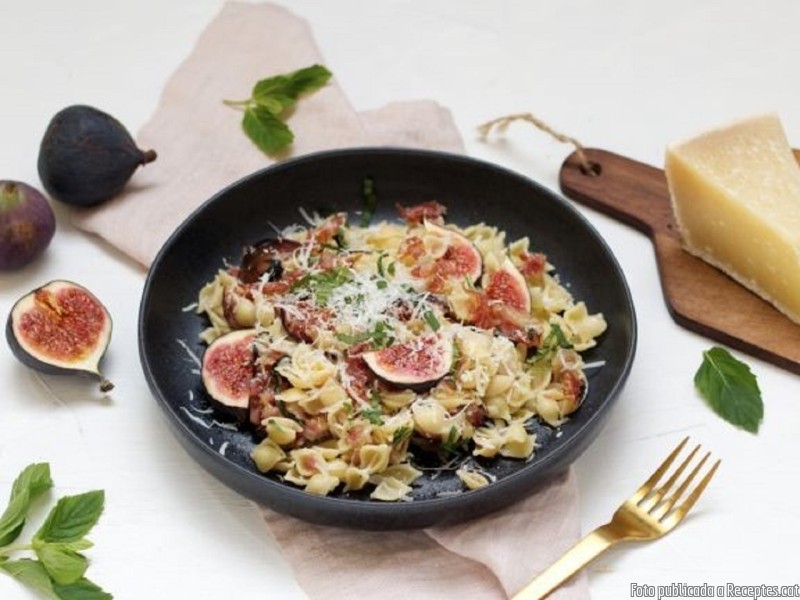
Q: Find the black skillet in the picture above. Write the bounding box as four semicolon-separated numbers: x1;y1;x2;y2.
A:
138;147;637;530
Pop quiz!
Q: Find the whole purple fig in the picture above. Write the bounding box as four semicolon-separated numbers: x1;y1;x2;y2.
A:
0;181;56;270
38;105;157;207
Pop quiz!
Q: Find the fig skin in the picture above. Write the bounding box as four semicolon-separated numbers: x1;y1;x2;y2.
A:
362;333;453;391
201;329;257;422
37;105;157;207
0;181;56;270
6;280;114;392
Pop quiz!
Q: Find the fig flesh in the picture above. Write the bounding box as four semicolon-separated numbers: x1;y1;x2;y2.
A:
6;280;113;391
0;181;55;270
38;105;157;207
408;221;483;292
201;329;257;422
362;333;452;390
484;257;531;314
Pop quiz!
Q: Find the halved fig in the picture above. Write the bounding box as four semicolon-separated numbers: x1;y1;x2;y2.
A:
425;221;482;285
201;328;257;422
6;280;114;391
362;333;452;391
484;257;531;314
406;222;483;292
239;238;300;284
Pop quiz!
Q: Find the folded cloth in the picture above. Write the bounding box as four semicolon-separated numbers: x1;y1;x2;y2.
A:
73;3;589;598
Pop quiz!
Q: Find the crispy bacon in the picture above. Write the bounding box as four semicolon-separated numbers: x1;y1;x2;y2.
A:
261;268;303;296
397;236;426;265
396;200;447;225
248;373;280;432
518;251;548;284
298;415;330;444
466;403;487;427
464;289;540;348
559;370;585;416
309;213;346;245
343;355;376;404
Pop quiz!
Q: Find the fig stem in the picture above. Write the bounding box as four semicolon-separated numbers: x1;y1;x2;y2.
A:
0;182;22;210
140;149;157;164
99;378;115;393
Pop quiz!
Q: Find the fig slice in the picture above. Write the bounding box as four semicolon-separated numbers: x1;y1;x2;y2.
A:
484;257;532;314
362;333;452;391
201;328;257;422
6;280;113;391
423;221;483;286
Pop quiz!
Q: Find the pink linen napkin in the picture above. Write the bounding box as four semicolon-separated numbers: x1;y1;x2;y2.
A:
73;3;589;598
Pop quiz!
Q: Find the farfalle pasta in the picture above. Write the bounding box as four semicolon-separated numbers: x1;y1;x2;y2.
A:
196;201;606;500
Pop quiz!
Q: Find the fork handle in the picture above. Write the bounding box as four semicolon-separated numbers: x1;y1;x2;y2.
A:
511;524;616;600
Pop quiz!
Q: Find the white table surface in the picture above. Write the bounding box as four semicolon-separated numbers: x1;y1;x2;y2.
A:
3;1;800;598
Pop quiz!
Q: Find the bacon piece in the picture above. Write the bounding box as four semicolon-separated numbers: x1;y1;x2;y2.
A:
466;404;487;427
309;213;346;245
343;355;376;404
465;290;540;348
518;252;548;285
397;236;426;265
396;200;447;225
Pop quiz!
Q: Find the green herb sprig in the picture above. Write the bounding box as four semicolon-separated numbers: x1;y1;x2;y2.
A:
291;266;352;305
360;390;385;425
392;427;412;444
695;346;763;433
0;463;111;599
441;426;467;456
528;322;572;367
336;320;395;349
224;64;332;156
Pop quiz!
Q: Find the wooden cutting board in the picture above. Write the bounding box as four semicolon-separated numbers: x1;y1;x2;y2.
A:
559;148;800;375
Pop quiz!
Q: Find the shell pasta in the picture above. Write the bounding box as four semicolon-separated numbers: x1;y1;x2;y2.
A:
196;201;606;500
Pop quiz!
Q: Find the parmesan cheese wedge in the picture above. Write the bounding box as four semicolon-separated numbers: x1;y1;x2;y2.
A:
665;113;800;325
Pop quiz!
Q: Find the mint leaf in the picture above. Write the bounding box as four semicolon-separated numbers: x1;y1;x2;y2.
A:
1;559;57;599
0;463;53;546
252;64;332;110
242;106;294;156
291;267;352;305
35;491;104;543
36;543;88;585
360;392;384;426
52;577;112;600
694;346;763;433
227;64;332;156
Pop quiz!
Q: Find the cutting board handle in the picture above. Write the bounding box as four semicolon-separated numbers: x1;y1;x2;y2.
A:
559;148;677;239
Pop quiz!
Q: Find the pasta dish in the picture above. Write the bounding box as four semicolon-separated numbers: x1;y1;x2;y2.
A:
195;200;606;501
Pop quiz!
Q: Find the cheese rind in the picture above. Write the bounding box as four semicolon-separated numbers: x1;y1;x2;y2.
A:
665;113;800;325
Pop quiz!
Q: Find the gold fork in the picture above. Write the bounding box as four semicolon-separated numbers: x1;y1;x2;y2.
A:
513;437;720;600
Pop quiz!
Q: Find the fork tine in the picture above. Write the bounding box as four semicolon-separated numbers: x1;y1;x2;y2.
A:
650;450;708;519
662;457;721;527
631;436;689;504
640;443;700;511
